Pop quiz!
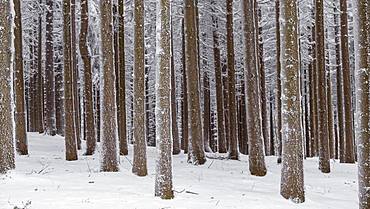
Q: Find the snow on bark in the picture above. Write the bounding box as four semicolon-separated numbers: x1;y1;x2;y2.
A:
0;0;16;174
154;0;174;199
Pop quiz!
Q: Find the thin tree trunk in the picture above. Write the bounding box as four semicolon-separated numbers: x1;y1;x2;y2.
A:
340;0;355;163
132;0;148;176
226;0;239;160
171;18;180;155
14;0;28;155
181;18;189;154
316;0;330;173
80;0;96;155
63;0;78;161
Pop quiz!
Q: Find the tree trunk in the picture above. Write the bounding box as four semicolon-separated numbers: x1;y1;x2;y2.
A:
100;0;119;172
181;18;189;154
315;0;330;173
275;0;283;163
355;0;370;207
0;0;15;173
14;0;28;155
117;0;128;156
243;0;266;176
340;0;355;164
36;5;44;134
184;0;206;165
80;0;96;155
132;0;148;176
171;18;180;155
154;0;174;198
45;0;56;136
280;0;305;202
63;0;78;161
226;0;239;160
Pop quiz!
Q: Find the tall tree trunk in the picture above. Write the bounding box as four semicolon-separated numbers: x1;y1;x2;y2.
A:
71;0;81;150
212;13;227;153
36;4;44;134
315;0;330;173
45;0;56;136
243;0;266;176
203;72;212;152
184;0;206;165
355;0;370;207
63;0;78;161
80;0;96;155
275;0;283;163
340;0;355;163
181;18;189;154
280;0;305;202
118;0;128;156
14;0;28;155
226;0;239;160
334;5;344;162
171;18;180;155
154;0;174;198
132;0;148;176
0;0;15;173
100;0;119;172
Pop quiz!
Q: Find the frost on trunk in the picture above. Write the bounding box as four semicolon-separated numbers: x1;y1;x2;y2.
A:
80;0;96;156
154;0;174;199
45;0;56;136
279;0;305;203
63;0;78;161
0;0;15;173
14;0;28;155
184;0;206;165
132;0;148;176
243;0;266;176
100;0;119;172
354;0;370;208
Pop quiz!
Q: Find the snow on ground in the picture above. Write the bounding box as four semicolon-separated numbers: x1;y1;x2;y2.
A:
1;133;358;209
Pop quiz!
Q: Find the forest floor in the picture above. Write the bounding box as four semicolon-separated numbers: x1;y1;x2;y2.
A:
1;133;358;209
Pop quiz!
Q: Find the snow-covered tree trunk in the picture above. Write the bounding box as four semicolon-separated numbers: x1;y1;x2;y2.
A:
63;0;78;161
154;0;174;199
0;0;15;174
184;0;206;165
14;0;28;155
132;0;148;176
100;0;119;172
354;0;369;207
279;0;305;202
80;0;96;155
243;0;266;176
45;0;57;136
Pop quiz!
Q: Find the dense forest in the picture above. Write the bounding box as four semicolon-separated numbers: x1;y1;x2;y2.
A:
0;0;369;208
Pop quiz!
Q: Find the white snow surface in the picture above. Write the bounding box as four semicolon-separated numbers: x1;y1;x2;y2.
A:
1;133;358;209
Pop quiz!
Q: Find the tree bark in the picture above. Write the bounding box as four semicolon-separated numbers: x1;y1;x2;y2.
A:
63;0;78;161
154;0;174;198
354;0;370;207
184;0;206;165
0;0;15;173
132;0;148;176
315;0;330;173
243;0;266;176
280;0;305;202
340;0;355;163
100;0;119;172
14;0;28;155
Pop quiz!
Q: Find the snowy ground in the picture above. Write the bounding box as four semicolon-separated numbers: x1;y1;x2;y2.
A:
1;133;358;209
